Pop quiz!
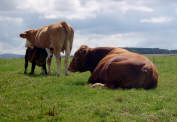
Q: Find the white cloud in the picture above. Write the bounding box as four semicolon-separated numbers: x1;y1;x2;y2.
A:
0;39;26;55
16;0;154;20
0;16;23;24
117;1;154;13
72;31;145;54
0;0;177;55
17;0;99;19
140;17;173;23
132;6;154;12
0;42;5;52
72;30;177;54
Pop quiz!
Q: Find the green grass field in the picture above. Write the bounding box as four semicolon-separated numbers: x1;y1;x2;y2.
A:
0;56;177;121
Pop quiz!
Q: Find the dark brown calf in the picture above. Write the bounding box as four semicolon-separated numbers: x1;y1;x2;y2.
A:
69;45;158;89
24;47;53;75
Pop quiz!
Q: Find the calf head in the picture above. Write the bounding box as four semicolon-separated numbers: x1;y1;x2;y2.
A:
19;30;37;45
69;45;89;72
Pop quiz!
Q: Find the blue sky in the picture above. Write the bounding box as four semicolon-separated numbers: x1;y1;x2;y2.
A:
0;0;177;54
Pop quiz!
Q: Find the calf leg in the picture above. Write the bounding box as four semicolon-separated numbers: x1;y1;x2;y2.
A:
42;63;47;75
30;62;36;75
40;67;47;75
41;67;44;74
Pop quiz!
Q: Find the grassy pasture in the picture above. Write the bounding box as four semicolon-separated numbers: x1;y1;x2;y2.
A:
0;56;177;121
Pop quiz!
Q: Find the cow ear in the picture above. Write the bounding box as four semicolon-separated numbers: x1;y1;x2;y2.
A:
80;45;88;49
80;45;88;55
19;33;27;38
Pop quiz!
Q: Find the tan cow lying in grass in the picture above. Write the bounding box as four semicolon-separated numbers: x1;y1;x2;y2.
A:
20;21;74;76
69;45;158;89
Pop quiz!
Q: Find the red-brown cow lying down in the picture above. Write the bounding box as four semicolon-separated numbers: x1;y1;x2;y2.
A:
20;21;74;76
69;45;158;89
24;46;53;75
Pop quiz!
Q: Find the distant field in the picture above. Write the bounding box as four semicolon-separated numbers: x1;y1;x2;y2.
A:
144;54;177;56
0;56;177;121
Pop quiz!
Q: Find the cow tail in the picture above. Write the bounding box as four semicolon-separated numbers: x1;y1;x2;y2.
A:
61;21;70;53
150;65;158;89
61;21;74;52
61;21;70;33
143;64;158;89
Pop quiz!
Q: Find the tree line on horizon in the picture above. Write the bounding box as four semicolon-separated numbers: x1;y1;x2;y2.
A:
0;47;177;58
123;47;177;54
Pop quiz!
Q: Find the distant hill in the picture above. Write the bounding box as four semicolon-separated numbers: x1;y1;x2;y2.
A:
0;48;177;58
0;54;24;58
123;48;177;54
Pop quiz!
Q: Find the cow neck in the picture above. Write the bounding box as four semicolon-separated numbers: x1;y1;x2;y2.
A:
85;47;114;73
34;30;40;46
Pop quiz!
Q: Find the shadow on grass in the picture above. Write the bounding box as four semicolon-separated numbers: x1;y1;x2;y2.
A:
18;72;48;77
73;81;88;86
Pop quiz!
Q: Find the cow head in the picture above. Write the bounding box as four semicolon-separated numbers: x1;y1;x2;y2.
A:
19;30;37;45
25;40;33;48
69;45;89;72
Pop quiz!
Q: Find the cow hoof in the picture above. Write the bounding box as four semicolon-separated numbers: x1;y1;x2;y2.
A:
40;73;48;75
65;72;69;76
40;72;44;75
56;73;60;77
29;73;34;75
40;71;48;75
90;83;105;88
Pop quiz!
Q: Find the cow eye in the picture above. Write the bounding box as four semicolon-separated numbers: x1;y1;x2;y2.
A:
75;53;79;57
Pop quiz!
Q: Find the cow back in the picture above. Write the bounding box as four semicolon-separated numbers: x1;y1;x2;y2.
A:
85;47;114;72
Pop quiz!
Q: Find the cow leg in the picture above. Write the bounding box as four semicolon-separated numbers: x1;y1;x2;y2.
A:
88;73;99;84
64;41;71;75
54;50;61;77
88;75;106;88
88;64;106;84
46;48;53;75
41;67;44;74
30;62;36;75
24;56;28;74
40;66;47;75
47;57;52;75
90;83;105;88
56;55;61;76
43;63;47;75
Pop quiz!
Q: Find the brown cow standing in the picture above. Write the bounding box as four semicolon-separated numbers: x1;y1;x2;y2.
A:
69;45;158;89
20;21;74;76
